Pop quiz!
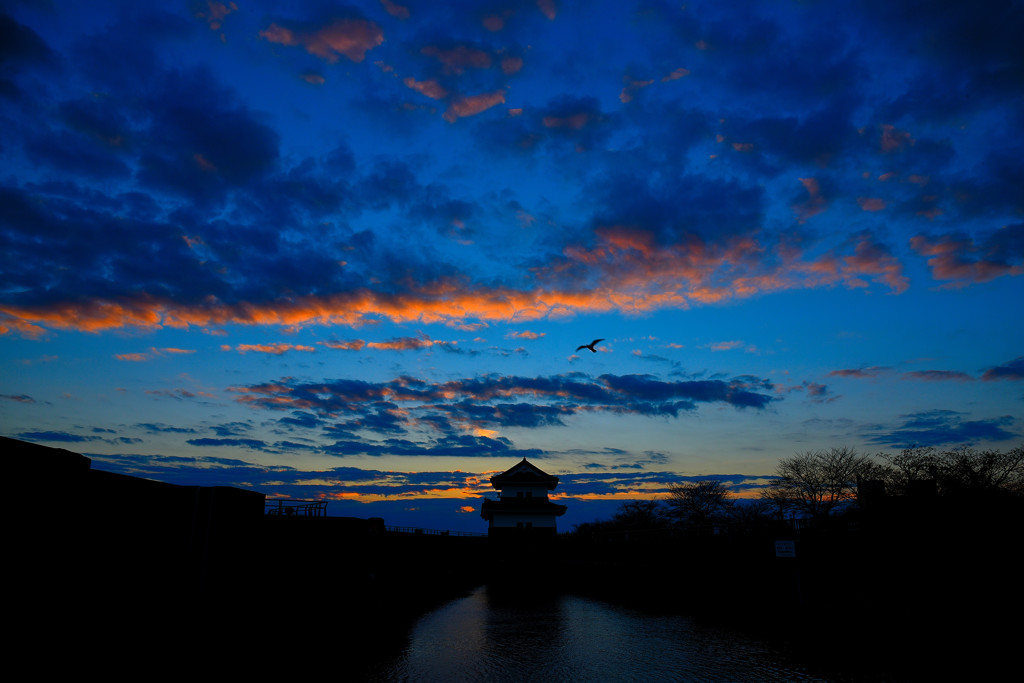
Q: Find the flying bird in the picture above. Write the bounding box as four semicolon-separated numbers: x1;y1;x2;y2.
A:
576;338;604;353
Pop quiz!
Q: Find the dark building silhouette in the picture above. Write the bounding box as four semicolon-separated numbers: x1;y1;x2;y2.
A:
480;458;567;537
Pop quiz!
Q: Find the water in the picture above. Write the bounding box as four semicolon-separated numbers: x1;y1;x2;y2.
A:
367;586;833;682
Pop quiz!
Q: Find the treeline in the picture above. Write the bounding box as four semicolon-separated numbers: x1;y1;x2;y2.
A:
571;444;1024;537
562;445;1024;679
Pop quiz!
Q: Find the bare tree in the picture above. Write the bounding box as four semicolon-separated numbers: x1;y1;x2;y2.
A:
875;446;941;496
939;445;1024;494
878;445;1024;497
666;480;734;524
612;499;665;529
760;447;872;520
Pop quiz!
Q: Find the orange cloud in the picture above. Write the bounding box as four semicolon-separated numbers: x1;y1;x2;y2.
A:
841;235;909;294
910;233;1022;285
421;45;492;74
319;339;367;350
366;336;440;350
0;315;47;338
114;346;196;362
857;197;887;211
537;0;557;20
880;124;914;152
403;77;448;100
233;343;317;355
2;230;914;337
483;14;510;32
260;18;384;63
193;153;217;172
300;72;326;85
619;77;653;103
444;91;506;122
662;67;690;82
194;1;237;31
507;330;545;340
380;0;410;20
542;112;590;129
793;177;827;223
501;55;524;75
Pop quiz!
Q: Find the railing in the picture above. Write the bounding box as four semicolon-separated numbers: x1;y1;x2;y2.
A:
386;525;487;537
265;499;328;517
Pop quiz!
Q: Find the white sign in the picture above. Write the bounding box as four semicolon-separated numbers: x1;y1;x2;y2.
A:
775;540;796;558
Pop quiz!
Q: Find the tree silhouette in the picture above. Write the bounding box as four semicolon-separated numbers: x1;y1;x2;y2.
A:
612;499;665;528
877;445;1024;498
665;480;734;525
760;447;872;520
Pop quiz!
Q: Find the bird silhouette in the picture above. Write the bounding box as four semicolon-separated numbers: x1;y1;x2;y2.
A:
576;338;604;353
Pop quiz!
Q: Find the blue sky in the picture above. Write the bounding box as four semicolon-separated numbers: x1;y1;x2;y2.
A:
2;0;1022;531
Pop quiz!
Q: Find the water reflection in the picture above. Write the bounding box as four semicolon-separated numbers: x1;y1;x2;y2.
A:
374;586;828;682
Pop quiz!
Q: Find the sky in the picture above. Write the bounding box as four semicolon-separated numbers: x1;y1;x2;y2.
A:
2;0;1022;532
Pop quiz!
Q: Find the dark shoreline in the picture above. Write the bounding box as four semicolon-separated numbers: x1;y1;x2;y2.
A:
11;436;1019;680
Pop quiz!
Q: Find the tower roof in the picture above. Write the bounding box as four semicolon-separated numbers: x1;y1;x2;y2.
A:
490;458;559;490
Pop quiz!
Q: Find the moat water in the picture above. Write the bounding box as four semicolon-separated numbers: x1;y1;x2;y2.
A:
359;585;847;682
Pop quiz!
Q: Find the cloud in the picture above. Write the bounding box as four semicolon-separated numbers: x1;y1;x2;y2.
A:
403;77;448;100
911;226;1024;286
192;1;237;32
145;388;216;401
1;393;35;403
115;347;196;361
0;13;56;80
792;177;827;223
18;430;99;443
982;357;1024;382
421;44;492;74
902;370;974;382
443;90;506;122
260;17;384;63
319;339;367;351
704;341;743;352
620;76;653;104
0;224;912;336
779;381;836;404
380;0;410;21
187;437;269;450
840;234;909;293
231;343;317;355
135;423;198;434
828;366;891;379
867;410;1018;447
501;55;524;75
857;197;887;211
228;371;776;443
879;124;915;153
661;67;690;82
